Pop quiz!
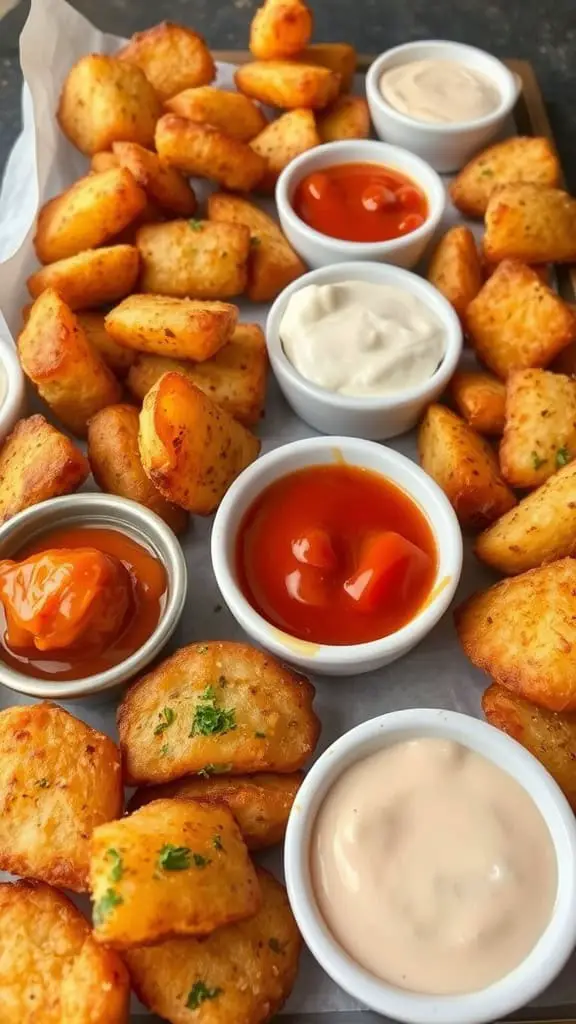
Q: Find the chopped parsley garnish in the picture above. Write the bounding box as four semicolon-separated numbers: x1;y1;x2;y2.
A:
189;219;203;231
531;451;546;470
268;937;287;954
190;686;236;737
480;167;494;177
107;848;124;882
192;853;211;868
197;762;232;778
93;888;123;926
556;445;571;467
35;778;50;788
213;834;224;851
160;743;169;757
186;981;222;1010
255;731;266;739
154;706;175;736
158;844;192;871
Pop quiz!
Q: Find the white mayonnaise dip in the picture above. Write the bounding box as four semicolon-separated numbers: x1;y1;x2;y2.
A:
0;363;6;410
380;59;501;124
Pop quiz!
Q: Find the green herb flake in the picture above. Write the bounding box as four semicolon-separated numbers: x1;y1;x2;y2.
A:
192;853;211;868
35;778;50;789
556;445;571;467
154;706;175;737
197;762;232;778
268;937;287;954
186;981;222;1010
189;219;203;232
255;731;266;739
107;848;124;883
93;888;123;926
213;834;224;851
197;644;209;653
531;451;547;470
480;167;494;177
158;844;192;871
191;686;236;737
160;743;169;757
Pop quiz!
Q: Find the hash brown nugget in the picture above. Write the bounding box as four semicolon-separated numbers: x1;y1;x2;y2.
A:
235;60;340;111
450;136;561;218
105;294;237;361
90;799;260;949
27;244;140;310
250;108;320;193
455;559;576;713
155;115;266;192
76;310;134;377
0;702;122;892
250;0;313;59
427;226;483;321
137;219;250;300
117;21;215;101
499;369;576;488
483;183;576;264
448;371;506;436
117;640;320;785
299;42;357;93
112;142;197;217
165;87;267;142
0;880;129;1024
317;95;370;143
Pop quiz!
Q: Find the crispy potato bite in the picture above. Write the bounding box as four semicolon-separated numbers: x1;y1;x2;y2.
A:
111;142;196;217
0;415;88;524
299;42;357;92
456;559;576;712
18;289;122;437
235;60;340;111
128;772;302;850
117;640;320;785
88;405;188;535
138;371;260;514
137;219;250;300
317;95;370;143
124;867;301;1024
76;311;134;377
90;799;260;949
127;323;268;427
448;371;506;436
482;684;576;809
449;137;561;218
250;0;313;59
250;108;320;193
166;87;267;142
27;244;140;309
499;369;576;488
0;702;122;892
0;881;129;1024
483;183;576;264
418;404;515;529
57;54;161;155
427;226;483;321
117;21;215;101
105;294;237;361
466;260;576;379
91;150;119;172
155;115;266;192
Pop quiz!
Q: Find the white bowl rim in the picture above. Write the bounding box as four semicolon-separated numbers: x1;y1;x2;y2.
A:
284;708;576;1024
0;341;25;439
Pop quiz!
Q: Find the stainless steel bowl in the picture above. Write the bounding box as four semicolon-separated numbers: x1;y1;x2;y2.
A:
0;493;188;700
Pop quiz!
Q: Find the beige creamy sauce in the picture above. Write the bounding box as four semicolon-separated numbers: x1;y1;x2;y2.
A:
380;59;501;124
311;737;557;995
0;364;6;409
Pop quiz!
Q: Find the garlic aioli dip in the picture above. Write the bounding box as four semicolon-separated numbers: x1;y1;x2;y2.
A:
279;281;445;398
380;59;501;124
311;737;557;995
0;364;6;410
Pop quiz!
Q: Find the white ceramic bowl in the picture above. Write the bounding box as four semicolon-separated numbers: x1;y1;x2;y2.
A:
266;261;462;439
0;341;26;445
211;436;462;676
285;708;576;1024
275;139;445;270
366;40;520;173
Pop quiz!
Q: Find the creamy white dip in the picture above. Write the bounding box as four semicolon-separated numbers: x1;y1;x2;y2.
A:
380;59;501;124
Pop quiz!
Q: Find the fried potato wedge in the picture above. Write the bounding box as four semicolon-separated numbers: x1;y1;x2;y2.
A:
128;772;302;850
91;150;119;172
127;323;268;427
117;641;320;785
0;415;89;525
57;54;161;155
466;260;576;379
166;86;267;142
499;369;576;488
235;60;340;110
299;42;357;93
0;702;122;892
483;183;576;264
250;108;320;193
317;95;370;143
418;404;516;529
250;0;313;59
111;141;196;217
124;867;301;1024
138;371;260;514
448;371;506;436
450;137;561;218
137;219;250;300
0;881;129;1024
90;799;259;949
456;559;576;712
105;294;237;361
207;192;306;301
88;405;188;535
18;289;122;437
76;311;134;377
155;115;266;192
427;226;483;321
117;21;215;101
27;244;140;310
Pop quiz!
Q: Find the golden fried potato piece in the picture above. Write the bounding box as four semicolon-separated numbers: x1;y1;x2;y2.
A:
128;772;302;850
0;702;122;892
317;95;370;143
207;192;306;301
450;137;561;218
88;405;188;535
466;260;576;379
124;867;301;1024
117;21;215;101
251;108;320;193
139;371;260;514
499;369;576;488
427;226;483;321
483;183;576;264
27;244;140;310
250;0;313;59
0;415;88;525
155;115;266;192
299;42;357;92
127;323;268;427
456;559;576;712
418;404;515;529
91;150;119;172
0;881;129;1024
236;60;340;111
137;219;250;300
105;294;237;361
57;54;161;156
448;371;506;436
482;684;576;809
166;86;267;142
77;311;134;377
117;641;320;785
111;141;196;217
90;799;259;949
18;289;122;437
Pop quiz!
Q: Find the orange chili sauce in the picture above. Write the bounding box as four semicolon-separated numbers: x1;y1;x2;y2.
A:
236;465;438;646
0;526;167;680
292;162;428;243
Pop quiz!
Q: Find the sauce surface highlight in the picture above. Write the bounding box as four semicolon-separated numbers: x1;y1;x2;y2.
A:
311;738;557;995
379;59;501;125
